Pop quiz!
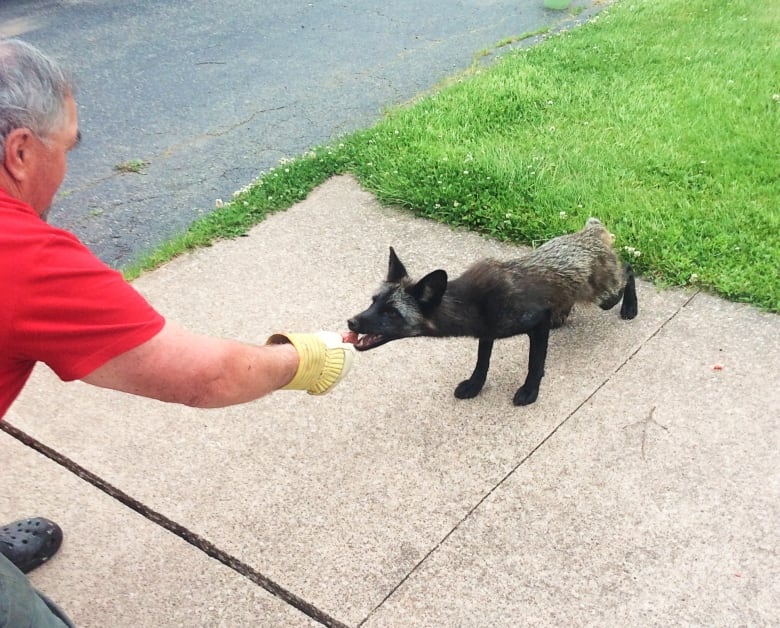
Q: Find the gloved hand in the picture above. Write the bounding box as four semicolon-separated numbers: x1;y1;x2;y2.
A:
266;331;355;395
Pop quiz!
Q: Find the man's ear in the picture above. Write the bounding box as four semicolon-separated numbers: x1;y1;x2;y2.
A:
2;127;33;183
411;269;448;312
387;247;409;283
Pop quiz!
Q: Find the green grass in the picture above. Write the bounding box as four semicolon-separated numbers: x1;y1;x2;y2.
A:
126;0;780;312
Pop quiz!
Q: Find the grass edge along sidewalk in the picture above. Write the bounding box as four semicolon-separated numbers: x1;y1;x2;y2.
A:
125;0;780;313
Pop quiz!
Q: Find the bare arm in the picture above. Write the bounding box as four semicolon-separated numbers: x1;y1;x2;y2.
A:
81;321;300;408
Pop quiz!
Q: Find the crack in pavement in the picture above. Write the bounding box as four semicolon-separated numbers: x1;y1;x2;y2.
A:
58;103;291;200
359;287;701;625
2;287;704;627
0;420;350;628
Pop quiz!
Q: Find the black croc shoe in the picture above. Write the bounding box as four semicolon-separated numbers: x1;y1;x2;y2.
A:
0;517;63;573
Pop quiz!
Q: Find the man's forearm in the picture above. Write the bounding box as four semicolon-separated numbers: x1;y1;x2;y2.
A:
82;322;300;407
81;322;354;407
188;340;300;408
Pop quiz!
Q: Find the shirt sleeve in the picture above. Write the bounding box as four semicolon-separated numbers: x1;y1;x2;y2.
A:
11;229;166;381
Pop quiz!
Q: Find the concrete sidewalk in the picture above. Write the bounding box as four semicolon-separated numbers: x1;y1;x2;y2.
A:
3;176;778;627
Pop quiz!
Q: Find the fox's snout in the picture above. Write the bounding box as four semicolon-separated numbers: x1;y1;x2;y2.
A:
348;306;380;333
347;314;368;333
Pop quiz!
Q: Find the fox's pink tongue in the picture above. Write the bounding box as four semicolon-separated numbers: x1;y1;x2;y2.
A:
343;331;359;344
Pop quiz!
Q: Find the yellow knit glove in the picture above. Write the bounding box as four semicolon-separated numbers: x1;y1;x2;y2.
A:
266;332;355;395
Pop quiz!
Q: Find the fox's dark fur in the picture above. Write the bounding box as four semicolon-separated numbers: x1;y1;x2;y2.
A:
347;218;638;406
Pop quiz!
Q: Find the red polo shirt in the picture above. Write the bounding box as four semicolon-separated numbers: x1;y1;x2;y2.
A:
0;188;165;418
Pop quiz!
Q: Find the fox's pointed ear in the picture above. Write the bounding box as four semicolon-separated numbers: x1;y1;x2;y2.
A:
387;247;409;283
412;269;448;312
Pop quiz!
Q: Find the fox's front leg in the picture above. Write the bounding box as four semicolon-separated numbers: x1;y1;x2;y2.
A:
513;314;551;406
454;337;494;399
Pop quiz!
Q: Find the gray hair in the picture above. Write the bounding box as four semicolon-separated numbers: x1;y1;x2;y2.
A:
0;39;76;160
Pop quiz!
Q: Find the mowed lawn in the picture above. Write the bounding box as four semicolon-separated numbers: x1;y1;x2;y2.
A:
132;0;779;312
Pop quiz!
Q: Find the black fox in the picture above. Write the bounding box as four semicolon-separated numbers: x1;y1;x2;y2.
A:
347;218;638;406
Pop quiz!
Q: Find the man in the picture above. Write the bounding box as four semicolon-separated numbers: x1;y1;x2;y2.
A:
0;38;354;626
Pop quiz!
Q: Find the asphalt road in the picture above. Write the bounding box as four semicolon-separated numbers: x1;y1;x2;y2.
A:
2;0;595;267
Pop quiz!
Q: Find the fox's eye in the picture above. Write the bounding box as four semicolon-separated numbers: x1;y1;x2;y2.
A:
384;307;400;319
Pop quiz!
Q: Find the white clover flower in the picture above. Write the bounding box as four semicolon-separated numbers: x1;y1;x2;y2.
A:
689;272;699;283
215;198;224;208
559;211;567;219
633;250;641;258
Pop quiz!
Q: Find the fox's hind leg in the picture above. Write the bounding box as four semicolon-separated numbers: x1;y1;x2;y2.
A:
598;263;638;320
619;263;638;319
455;337;494;399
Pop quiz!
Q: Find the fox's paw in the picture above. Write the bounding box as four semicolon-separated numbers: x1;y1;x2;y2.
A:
620;299;638;320
454;378;484;399
513;384;539;406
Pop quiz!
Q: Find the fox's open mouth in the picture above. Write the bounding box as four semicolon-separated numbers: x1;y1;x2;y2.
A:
354;333;392;351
